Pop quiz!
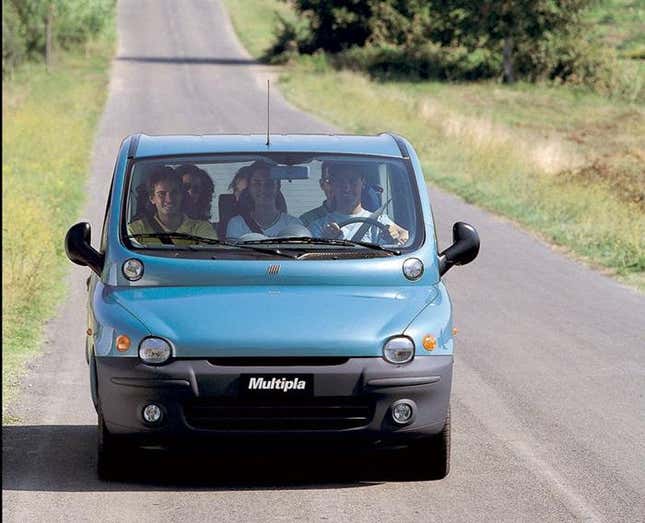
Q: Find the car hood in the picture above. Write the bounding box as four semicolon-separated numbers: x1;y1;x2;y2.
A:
109;285;438;357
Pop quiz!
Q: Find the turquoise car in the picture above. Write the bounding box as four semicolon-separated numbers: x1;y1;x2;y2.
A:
65;133;479;480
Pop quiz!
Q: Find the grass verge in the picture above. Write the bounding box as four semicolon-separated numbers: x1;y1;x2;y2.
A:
223;0;297;59
223;0;644;291
587;0;644;59
2;30;115;417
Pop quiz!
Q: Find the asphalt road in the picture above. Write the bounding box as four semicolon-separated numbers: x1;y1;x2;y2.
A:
3;1;644;521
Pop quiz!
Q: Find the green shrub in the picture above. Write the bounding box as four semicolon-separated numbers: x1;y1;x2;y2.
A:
518;31;644;101
298;50;331;73
325;35;640;99
5;0;48;63
262;14;310;64
55;0;115;49
335;42;501;81
2;0;115;75
2;2;27;74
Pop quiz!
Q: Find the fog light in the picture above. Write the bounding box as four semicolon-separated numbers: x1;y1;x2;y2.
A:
391;400;415;425
142;404;162;424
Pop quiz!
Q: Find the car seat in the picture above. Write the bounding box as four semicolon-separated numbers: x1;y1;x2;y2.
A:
362;183;383;212
217;194;237;239
132;183;154;221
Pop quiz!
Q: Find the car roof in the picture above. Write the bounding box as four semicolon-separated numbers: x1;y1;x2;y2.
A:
132;133;405;159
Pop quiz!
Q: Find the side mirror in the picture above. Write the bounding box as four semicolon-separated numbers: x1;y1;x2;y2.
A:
65;222;104;276
438;222;480;276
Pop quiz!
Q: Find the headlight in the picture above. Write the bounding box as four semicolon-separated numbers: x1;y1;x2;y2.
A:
383;336;415;364
139;337;172;364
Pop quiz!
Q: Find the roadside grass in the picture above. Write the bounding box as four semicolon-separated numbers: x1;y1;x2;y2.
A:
2;32;114;416
223;0;297;59
586;0;645;59
224;0;644;291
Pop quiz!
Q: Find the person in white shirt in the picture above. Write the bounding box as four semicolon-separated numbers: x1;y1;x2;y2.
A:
226;161;303;239
309;162;409;245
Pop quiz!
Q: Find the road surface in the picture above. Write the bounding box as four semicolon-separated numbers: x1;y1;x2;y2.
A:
3;1;644;521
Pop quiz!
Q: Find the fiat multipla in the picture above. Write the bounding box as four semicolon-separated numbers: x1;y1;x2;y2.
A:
65;133;480;480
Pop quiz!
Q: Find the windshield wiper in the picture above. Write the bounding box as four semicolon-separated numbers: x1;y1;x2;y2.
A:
241;236;401;256
126;233;298;259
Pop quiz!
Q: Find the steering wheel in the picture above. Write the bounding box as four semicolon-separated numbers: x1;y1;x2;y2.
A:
336;217;390;242
337;217;388;231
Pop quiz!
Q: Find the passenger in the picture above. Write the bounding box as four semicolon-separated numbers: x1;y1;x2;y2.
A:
299;171;334;228
128;167;217;243
228;165;251;203
176;164;215;221
309;163;409;245
226;161;303;239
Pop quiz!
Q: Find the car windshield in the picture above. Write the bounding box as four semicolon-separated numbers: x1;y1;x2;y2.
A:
122;153;423;257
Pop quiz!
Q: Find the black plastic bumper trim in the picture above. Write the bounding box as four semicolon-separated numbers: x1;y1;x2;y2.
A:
111;377;191;388
366;376;440;387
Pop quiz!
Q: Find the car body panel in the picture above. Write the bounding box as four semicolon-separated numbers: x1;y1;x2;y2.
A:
94;281;448;358
134;133;404;159
78;132;465;445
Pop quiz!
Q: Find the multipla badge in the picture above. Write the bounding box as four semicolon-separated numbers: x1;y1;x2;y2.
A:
248;377;307;392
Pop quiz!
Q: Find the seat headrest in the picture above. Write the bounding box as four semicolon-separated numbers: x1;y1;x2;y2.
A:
362;184;383;212
133;183;154;220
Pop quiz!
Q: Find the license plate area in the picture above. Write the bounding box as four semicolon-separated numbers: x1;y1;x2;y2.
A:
240;374;314;398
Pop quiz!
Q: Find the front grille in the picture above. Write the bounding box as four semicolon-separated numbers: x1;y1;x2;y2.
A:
184;397;373;431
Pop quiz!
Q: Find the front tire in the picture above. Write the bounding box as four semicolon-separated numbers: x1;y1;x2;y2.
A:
405;407;451;480
97;415;130;480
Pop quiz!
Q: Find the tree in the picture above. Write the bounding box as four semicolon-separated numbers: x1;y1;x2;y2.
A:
464;0;593;83
277;0;594;82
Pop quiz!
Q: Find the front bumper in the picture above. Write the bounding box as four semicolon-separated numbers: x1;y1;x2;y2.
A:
96;356;452;445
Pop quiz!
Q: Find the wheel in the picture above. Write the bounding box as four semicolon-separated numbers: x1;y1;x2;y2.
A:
404;407;451;481
97;414;130;480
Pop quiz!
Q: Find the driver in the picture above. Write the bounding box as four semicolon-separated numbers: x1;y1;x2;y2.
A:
308;162;409;245
299;170;334;228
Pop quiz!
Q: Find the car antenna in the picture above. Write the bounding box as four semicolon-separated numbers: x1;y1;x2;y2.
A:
266;79;270;146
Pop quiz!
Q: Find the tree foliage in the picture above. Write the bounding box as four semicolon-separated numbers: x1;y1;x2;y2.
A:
2;0;115;74
292;0;373;52
272;0;615;87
